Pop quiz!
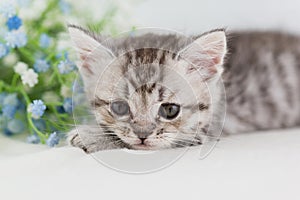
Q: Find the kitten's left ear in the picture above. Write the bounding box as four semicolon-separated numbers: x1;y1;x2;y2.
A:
178;29;227;80
68;25;115;75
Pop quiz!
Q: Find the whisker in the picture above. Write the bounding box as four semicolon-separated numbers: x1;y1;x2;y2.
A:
164;136;200;145
162;137;193;148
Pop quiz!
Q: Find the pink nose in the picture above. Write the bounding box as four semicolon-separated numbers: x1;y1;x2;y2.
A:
134;131;152;140
131;121;156;140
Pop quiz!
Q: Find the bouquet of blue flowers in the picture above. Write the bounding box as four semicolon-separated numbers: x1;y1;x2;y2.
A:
0;0;132;147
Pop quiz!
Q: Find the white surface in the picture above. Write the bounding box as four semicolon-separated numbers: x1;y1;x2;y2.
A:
0;128;299;200
132;0;300;34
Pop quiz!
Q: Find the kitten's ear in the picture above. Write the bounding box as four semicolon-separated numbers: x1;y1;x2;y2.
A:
178;29;227;80
68;25;115;75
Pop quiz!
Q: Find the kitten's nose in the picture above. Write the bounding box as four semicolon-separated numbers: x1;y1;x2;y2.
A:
135;131;152;141
131;121;156;142
139;137;147;144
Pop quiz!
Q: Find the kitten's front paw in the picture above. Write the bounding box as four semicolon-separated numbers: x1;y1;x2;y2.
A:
68;129;89;153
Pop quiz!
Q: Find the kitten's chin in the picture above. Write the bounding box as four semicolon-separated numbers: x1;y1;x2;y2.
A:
130;144;156;150
130;142;171;150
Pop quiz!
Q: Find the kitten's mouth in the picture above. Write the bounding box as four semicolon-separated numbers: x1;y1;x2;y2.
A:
131;143;154;150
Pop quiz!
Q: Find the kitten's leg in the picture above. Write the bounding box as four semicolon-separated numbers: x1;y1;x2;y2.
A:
68;126;129;153
68;128;89;152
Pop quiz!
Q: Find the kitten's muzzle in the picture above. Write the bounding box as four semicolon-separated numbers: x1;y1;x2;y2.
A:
131;121;156;142
134;131;152;144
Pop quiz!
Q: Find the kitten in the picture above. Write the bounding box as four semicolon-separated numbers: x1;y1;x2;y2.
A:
67;25;300;153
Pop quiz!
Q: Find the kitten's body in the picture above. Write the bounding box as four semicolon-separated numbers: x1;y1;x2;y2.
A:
223;32;300;134
68;27;300;153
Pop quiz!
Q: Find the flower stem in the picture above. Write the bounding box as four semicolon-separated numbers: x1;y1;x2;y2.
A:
19;88;47;143
11;74;19;87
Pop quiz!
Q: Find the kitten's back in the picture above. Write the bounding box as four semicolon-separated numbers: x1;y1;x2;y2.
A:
223;31;300;134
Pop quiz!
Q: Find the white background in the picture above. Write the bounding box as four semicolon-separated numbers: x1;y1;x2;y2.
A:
130;0;300;34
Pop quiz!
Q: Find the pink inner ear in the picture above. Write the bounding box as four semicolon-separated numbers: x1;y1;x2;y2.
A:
81;62;94;75
182;38;223;79
80;53;95;75
186;60;218;79
79;47;100;75
183;48;221;79
205;49;223;65
212;57;221;65
80;54;87;60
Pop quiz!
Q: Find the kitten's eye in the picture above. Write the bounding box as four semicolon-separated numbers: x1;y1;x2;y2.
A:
111;100;129;116
159;103;180;120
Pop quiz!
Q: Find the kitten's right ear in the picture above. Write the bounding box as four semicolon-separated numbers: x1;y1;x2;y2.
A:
177;29;227;81
68;25;115;75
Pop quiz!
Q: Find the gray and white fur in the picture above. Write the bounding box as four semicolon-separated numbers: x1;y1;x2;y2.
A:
67;25;300;153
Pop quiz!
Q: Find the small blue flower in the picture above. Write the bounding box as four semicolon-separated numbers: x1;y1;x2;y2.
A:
39;34;51;48
7;119;25;134
2;105;17;119
63;98;73;113
56;53;63;59
56;51;69;59
0;3;16;18
57;59;76;74
34;59;50;73
5;31;27;48
3;93;19;107
6;15;22;30
46;132;60;147
17;101;26;111
59;0;71;14
0;92;7;106
28;100;46;119
27;134;40;144
0;43;9;58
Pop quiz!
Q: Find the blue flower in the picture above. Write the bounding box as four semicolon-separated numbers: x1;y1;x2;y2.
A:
28;100;46;119
57;59;76;74
2;105;17;119
0;3;16;18
34;59;50;73
0;92;7;106
27;134;40;144
56;51;69;59
3;93;19;107
39;34;51;48
63;98;73;113
59;0;71;14
0;43;9;58
7;119;25;134
46;132;60;147
5;31;27;48
56;52;63;59
17;101;26;111
6;15;22;30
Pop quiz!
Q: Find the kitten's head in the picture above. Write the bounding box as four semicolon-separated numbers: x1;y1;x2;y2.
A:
69;26;227;150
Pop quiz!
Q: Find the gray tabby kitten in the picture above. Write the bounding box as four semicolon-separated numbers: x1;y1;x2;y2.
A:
68;25;300;153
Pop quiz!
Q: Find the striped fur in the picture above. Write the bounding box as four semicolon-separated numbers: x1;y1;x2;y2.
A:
68;26;300;153
223;31;300;134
